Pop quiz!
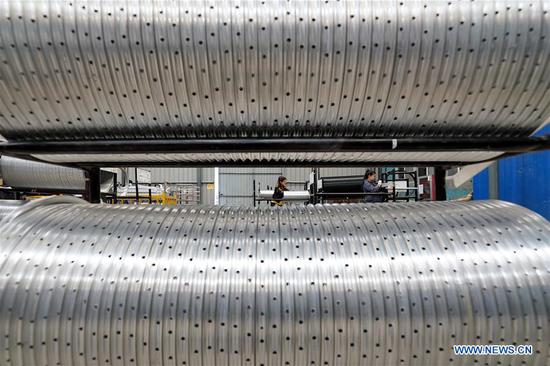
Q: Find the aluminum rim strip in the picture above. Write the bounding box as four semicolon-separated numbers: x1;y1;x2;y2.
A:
0;0;549;141
0;156;86;191
0;199;548;365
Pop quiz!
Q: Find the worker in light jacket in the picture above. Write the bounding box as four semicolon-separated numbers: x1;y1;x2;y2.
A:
271;176;289;207
363;170;387;203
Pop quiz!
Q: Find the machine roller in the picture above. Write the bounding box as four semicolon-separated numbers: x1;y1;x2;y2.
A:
0;198;548;365
0;0;549;141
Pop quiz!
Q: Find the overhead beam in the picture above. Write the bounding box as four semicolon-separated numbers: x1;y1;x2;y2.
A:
0;136;547;155
74;160;481;168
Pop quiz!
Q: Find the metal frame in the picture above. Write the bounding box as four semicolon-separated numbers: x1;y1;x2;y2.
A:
77;160;481;168
433;167;447;201
84;168;101;203
0;137;546;153
380;169;420;202
0;186;84;196
312;174;393;203
0;136;546;167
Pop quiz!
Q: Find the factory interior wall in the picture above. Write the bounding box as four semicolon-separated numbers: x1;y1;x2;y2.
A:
218;167;375;206
147;167;374;207
473;124;550;220
472;169;490;200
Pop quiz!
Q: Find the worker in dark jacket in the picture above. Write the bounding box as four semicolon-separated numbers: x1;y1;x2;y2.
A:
271;176;289;206
363;170;387;203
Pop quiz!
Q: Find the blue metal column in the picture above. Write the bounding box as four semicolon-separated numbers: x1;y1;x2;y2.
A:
473;125;550;219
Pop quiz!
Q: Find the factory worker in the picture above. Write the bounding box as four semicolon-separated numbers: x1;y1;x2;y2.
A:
363;170;387;203
271;176;289;206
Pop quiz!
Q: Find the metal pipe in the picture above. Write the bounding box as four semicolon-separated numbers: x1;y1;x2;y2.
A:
0;198;547;365
0;137;547;154
0;156;115;194
319;176;364;194
0;156;86;192
258;190;311;201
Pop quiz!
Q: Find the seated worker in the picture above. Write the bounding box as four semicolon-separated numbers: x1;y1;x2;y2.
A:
363;170;387;203
271;176;289;207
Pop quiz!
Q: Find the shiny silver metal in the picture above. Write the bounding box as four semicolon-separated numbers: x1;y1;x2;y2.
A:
0;1;549;141
0;156;117;193
0;155;86;191
31;150;504;164
0;199;24;221
258;189;310;200
0;198;548;365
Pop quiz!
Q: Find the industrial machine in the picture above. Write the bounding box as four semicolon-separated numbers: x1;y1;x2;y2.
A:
315;172;420;203
0;156;116;199
0;1;548;365
115;184;177;205
0;197;548;365
255;170;419;204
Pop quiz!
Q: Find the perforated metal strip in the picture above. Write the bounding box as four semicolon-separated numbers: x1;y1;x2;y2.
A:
0;156;85;191
0;200;548;365
0;1;549;140
0;199;24;222
31;150;504;164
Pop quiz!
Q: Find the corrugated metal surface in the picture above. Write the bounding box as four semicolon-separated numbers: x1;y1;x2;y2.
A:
127;168;151;184
150;168;198;183
320;167;369;177
218;167;310;206
201;183;215;205
473;125;550;219
281;168;310;183
31;151;504;164
219;167;283;206
145;168;218;204
147;168;310;189
0;156;85;191
0;198;548;365
497;149;549;219
0;200;25;222
0;1;548;141
473;169;490;200
201;168;215;182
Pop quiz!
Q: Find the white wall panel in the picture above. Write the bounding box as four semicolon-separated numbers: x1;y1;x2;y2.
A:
320;167;370;177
